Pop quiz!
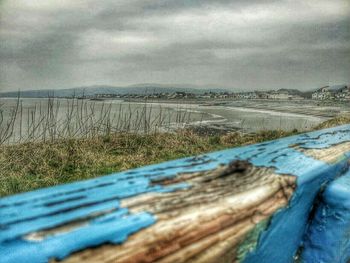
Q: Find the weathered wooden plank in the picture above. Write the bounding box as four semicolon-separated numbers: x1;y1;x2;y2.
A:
301;169;350;263
58;164;295;263
0;124;350;263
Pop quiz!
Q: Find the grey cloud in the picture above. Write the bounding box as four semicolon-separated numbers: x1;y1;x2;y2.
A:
0;0;349;91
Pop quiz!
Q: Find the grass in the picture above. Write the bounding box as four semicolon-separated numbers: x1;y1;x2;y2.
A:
0;116;349;197
0;130;295;197
313;114;350;129
0;97;197;144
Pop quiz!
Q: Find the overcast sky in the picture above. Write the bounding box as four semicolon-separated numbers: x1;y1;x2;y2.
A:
0;0;349;92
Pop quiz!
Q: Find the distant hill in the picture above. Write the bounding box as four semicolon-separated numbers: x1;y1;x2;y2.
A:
276;88;312;99
0;84;231;98
1;84;342;99
277;88;303;95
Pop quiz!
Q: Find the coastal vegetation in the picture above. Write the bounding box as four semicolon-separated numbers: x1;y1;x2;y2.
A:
1;114;349;197
0;97;197;145
0;130;295;197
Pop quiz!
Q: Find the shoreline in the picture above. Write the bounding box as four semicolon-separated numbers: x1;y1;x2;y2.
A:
1;96;348;119
121;98;347;119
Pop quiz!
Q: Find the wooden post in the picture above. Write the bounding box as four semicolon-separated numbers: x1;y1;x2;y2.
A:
0;124;350;263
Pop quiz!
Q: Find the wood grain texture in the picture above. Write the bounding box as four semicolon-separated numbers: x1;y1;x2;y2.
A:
298;141;350;163
58;162;296;263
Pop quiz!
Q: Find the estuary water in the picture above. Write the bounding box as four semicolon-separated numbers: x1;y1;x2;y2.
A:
0;98;330;143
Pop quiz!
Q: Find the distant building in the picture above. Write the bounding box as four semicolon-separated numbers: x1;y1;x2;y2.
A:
268;91;290;100
267;90;304;100
312;86;332;100
312;85;349;100
232;90;305;100
335;86;350;100
257;92;269;99
236;92;258;99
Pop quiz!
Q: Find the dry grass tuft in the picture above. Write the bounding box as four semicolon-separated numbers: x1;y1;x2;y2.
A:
314;114;350;130
220;130;296;146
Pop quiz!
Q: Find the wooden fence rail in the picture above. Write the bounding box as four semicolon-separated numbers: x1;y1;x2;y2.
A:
1;124;350;263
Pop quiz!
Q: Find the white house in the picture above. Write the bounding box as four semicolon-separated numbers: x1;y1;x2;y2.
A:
312;85;349;100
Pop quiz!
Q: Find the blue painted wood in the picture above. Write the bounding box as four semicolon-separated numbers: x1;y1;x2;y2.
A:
301;169;350;263
0;124;350;263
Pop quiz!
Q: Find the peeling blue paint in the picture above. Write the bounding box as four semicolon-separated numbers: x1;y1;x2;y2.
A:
0;211;155;263
301;169;350;263
0;124;350;262
243;126;350;263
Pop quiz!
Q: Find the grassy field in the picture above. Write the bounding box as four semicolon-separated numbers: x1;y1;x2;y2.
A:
1;115;349;197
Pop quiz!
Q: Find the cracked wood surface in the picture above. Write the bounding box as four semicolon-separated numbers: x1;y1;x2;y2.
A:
59;162;295;263
297;141;350;164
